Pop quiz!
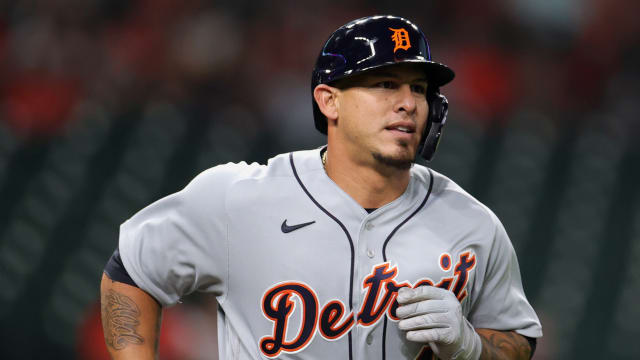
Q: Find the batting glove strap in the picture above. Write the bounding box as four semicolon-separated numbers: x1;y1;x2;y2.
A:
444;318;482;360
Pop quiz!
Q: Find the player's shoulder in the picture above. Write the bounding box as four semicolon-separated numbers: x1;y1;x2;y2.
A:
188;160;265;191
188;149;317;190
412;164;500;225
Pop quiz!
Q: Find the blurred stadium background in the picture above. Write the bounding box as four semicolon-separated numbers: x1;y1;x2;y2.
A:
0;0;638;359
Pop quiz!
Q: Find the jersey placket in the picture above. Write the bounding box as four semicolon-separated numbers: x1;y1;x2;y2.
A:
356;214;385;358
360;173;433;359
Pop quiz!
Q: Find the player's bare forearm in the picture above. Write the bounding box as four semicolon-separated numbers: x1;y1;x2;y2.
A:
100;273;162;360
476;329;531;359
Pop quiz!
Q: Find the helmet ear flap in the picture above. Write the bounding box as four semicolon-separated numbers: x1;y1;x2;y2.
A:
419;91;449;161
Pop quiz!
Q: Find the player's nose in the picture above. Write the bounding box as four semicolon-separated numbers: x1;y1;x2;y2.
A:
393;84;417;115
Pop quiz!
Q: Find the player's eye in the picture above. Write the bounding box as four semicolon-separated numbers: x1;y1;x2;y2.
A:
374;81;396;89
411;84;427;95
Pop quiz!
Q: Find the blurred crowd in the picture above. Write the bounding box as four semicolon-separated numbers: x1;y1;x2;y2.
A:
2;0;638;141
0;0;639;359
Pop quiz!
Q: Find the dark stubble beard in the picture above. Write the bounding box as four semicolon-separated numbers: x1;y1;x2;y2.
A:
371;152;413;170
371;141;415;170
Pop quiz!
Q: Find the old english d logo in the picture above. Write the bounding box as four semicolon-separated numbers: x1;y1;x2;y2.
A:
389;27;411;52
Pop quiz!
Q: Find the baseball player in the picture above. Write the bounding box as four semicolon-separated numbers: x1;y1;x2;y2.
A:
101;15;542;359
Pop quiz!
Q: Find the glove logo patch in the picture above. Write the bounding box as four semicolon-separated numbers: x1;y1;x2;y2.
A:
259;251;476;358
389;27;411;52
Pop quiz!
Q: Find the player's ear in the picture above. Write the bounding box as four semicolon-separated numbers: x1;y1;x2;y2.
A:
313;84;339;123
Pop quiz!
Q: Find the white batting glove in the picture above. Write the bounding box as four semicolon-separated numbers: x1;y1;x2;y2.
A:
396;286;482;360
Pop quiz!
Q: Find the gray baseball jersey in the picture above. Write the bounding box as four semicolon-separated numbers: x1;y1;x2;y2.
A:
119;147;542;359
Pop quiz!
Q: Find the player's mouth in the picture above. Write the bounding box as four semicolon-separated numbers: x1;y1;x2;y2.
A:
385;122;416;137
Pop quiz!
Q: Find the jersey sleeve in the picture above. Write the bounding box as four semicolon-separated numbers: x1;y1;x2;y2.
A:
467;213;543;338
118;163;243;307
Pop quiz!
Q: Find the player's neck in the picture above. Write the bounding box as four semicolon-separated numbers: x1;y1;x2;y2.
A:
323;147;411;209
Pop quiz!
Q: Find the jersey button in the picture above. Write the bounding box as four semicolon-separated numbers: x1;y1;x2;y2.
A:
366;332;374;345
366;249;375;258
365;222;374;230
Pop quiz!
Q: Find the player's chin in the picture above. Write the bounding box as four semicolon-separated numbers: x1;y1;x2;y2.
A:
372;139;420;168
372;149;415;170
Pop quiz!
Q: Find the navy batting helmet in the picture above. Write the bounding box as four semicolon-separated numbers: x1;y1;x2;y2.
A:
311;15;455;161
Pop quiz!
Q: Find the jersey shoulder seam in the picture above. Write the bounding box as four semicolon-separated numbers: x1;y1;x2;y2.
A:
428;169;503;244
429;170;497;218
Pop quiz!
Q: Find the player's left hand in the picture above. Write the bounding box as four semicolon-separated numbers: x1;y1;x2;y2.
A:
396;286;482;360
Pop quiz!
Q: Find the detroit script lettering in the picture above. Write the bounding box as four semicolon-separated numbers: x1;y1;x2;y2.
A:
259;251;477;358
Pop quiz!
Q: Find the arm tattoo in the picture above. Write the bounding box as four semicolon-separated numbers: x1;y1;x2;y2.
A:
102;289;145;350
478;330;531;360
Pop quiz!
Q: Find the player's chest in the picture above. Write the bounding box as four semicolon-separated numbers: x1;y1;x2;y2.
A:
226;201;478;277
225;201;481;358
225;204;480;310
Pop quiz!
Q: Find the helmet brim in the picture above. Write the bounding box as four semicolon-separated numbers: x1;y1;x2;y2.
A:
326;60;455;89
